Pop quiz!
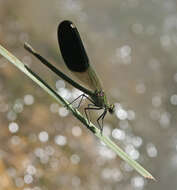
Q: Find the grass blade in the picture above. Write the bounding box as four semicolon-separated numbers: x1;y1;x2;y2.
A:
0;43;155;180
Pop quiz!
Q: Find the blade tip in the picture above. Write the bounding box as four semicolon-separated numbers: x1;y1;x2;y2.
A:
145;175;157;181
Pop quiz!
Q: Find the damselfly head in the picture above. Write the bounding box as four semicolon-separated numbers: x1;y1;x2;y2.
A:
109;104;115;114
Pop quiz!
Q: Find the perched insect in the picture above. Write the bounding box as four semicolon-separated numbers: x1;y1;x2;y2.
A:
24;20;114;133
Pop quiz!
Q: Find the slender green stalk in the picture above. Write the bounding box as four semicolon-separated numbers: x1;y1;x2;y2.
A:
0;43;155;180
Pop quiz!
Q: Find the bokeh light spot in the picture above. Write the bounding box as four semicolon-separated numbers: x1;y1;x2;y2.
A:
54;135;67;146
38;131;49;142
8;122;19;133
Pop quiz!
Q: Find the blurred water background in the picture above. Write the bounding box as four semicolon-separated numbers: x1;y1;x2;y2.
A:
0;0;177;189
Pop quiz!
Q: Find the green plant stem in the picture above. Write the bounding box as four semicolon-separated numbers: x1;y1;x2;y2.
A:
0;43;155;180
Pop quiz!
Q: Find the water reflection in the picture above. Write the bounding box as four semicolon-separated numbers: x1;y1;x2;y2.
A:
0;0;177;189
